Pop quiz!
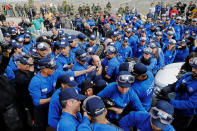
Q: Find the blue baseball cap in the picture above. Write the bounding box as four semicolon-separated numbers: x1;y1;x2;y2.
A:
68;35;77;43
58;74;78;87
169;39;176;45
123;37;129;42
156;31;162;36
133;63;147;76
100;37;106;43
83;96;105;117
139;25;144;29
150;42;157;48
123;23;128;27
75;49;87;62
167;31;174;36
24;34;31;38
29;47;37;56
192;18;197;22
144;47;152;55
4;33;11;37
36;42;48;51
58;30;64;35
156;16;161;20
77;33;85;40
151;23;156;27
20;28;24;31
106;45;117;54
152;100;174;130
90;34;96;40
24;30;30;34
38;57;57;69
125;28;131;33
140;37;146;42
184;30;190;35
86;46;95;55
58;40;69;48
17;37;24;43
117;71;135;87
132;28;137;33
166;17;170;21
141;29;146;33
119;62;131;72
12;42;23;49
10;29;17;34
15;55;29;65
117;22;121;26
112;31;119;37
60;87;86;101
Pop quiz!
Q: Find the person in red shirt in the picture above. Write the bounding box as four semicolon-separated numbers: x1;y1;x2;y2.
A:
170;6;178;18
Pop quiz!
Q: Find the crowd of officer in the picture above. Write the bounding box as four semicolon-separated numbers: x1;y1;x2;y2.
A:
0;1;197;131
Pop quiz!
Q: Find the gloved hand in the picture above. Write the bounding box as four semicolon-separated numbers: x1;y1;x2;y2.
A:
177;83;187;94
160;84;175;96
160;86;171;96
156;94;171;102
102;98;115;108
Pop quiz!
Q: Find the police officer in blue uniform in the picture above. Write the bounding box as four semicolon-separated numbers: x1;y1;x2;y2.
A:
77;96;122;131
57;87;86;131
36;42;49;58
3;33;11;43
28;57;64;131
131;63;155;111
150;43;165;75
174;39;189;62
48;73;78;130
135;37;147;58
162;39;177;65
140;47;157;72
119;100;175;131
86;34;98;54
101;45;120;82
98;71;145;122
157;57;197;131
118;37;133;62
56;41;75;71
68;35;81;54
173;16;182;41
72;48;96;85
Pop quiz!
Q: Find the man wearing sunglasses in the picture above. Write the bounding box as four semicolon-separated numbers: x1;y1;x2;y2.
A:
29;57;65;131
131;62;155;111
119;100;175;131
72;49;96;85
98;71;145;123
101;45;120;82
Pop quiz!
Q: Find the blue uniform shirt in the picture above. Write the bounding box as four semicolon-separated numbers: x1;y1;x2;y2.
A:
162;47;177;65
119;111;175;131
170;72;197;116
56;53;75;71
118;45;133;62
48;88;62;130
153;48;165;75
174;48;189;62
72;61;89;85
98;82;145;119
28;70;65;107
132;71;155;111
77;116;122;131
57;112;82;131
86;19;95;28
101;57;120;81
